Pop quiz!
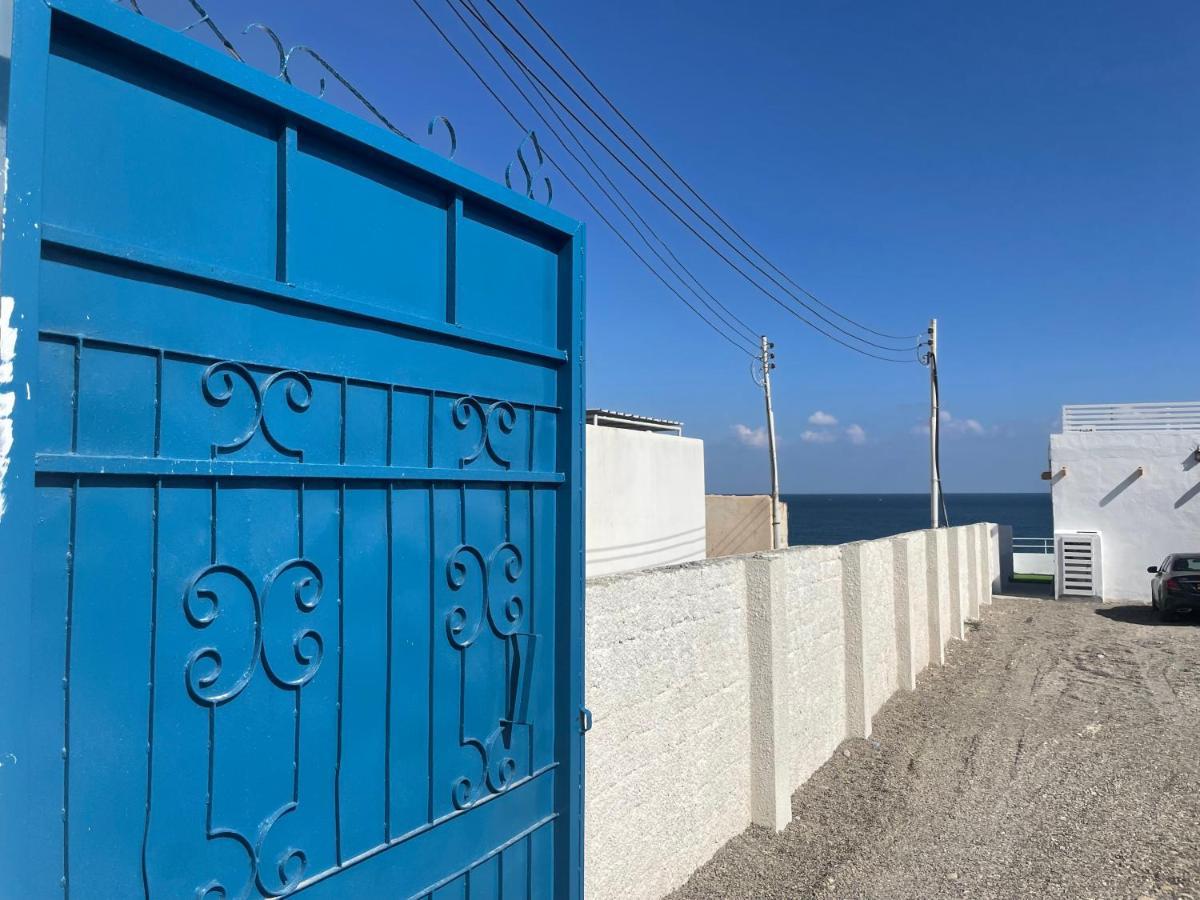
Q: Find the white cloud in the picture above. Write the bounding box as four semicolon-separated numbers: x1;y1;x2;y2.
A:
808;410;838;426
732;423;768;448
845;424;867;445
800;429;837;444
912;409;988;437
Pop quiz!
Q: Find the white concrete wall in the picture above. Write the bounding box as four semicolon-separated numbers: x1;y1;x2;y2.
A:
896;531;931;685
706;493;789;557
585;557;751;900
585;424;706;577
585;524;996;900
1051;430;1200;602
779;545;845;791
857;539;899;728
1013;552;1055;576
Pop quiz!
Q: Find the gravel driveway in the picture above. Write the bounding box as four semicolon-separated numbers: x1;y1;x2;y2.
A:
669;596;1200;900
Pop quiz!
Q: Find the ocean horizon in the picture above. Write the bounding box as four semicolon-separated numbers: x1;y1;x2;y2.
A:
779;492;1051;546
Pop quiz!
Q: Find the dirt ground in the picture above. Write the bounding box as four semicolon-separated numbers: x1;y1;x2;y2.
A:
669;596;1200;900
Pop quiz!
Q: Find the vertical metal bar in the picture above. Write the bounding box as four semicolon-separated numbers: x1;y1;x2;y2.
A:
334;481;345;864
152;349;163;458
383;480;392;842
62;478;78;897
71;338;81;454
446;195;462;324
552;225;585;899
276;125;296;282
426;482;435;825
139;480;160;898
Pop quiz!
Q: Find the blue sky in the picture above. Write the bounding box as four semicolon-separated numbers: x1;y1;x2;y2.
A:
162;0;1199;492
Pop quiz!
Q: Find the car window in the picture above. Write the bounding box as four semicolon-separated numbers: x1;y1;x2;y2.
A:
1161;557;1172;572
1171;556;1200;572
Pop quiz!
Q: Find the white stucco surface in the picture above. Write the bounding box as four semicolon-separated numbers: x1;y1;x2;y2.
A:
585;423;706;578
780;545;846;790
584;525;992;900
858;539;898;726
977;523;995;606
585;557;752;900
926;530;948;666
1051;430;1200;602
896;531;931;684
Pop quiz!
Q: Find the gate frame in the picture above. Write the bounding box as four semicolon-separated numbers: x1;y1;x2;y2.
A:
0;0;586;895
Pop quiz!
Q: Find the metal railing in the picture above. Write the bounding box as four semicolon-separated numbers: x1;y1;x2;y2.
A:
1063;402;1200;432
1012;536;1054;554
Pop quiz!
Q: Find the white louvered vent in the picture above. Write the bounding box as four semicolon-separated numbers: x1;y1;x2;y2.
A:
1055;532;1103;599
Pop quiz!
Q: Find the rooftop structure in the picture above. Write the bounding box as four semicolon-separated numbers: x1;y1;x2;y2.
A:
586;408;683;435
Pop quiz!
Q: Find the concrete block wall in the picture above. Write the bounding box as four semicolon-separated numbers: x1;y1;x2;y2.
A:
856;538;900;731
895;530;930;689
779;546;845;793
585;555;753;900
584;523;999;900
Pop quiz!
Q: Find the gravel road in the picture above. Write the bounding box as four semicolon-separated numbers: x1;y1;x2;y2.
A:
669;596;1200;900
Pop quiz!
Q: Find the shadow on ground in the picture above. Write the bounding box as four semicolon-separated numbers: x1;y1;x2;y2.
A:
997;579;1053;599
1095;604;1200;627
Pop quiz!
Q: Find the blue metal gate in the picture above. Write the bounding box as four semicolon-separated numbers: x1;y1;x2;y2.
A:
0;1;585;895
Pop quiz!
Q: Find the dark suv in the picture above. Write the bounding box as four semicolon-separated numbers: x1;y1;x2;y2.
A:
1148;554;1200;619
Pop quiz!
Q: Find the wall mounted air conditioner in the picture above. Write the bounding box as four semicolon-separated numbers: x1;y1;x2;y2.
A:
1055;531;1102;599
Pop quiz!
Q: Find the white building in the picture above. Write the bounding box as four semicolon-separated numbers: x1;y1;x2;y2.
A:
584;410;707;577
1050;402;1200;602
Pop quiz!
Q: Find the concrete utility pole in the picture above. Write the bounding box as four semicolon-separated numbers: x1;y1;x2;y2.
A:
927;318;941;528
759;335;784;550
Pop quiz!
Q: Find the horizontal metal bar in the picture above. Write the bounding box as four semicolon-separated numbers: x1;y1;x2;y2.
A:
1065;415;1200;422
36;454;564;484
1066;425;1200;432
1065;402;1200;409
41;224;568;365
37;329;560;415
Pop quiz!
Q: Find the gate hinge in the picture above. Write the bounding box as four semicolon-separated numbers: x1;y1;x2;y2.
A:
578;706;593;734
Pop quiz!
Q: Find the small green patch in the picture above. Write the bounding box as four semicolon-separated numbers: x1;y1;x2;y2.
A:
1011;573;1053;584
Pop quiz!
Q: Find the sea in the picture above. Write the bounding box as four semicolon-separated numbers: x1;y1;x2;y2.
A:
781;493;1051;546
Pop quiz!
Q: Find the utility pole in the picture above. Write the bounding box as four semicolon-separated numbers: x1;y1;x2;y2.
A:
758;335;784;550
926;318;941;528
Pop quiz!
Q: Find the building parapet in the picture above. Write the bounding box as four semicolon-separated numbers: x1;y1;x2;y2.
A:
1062;402;1200;432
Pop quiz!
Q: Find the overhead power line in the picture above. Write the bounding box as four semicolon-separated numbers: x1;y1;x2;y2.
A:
449;0;761;345
506;0;922;343
410;0;759;357
464;0;922;354
441;0;916;363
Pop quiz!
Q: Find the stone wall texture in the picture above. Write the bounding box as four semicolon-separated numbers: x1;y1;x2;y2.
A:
584;524;997;900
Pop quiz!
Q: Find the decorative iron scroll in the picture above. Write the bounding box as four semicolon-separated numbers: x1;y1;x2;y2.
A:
427;115;458;160
505;130;553;206
110;1;568;203
452;396;517;469
202;362;313;461
182;558;325;898
444;541;536;810
122;0;244;62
